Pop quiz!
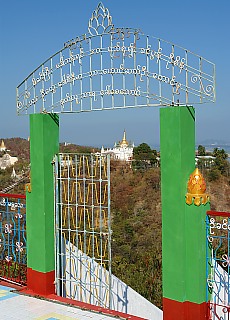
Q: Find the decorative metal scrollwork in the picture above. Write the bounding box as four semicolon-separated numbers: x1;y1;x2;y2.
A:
207;212;230;319
191;74;214;96
222;254;230;268
5;256;12;263
16;242;24;253
4;224;12;234
55;154;111;308
16;2;216;115
0;193;27;285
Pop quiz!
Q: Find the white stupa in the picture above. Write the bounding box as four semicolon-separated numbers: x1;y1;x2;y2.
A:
101;131;134;162
0;153;18;170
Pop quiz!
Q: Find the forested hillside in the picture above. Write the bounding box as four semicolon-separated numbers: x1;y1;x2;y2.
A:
111;163;162;307
0;138;98;193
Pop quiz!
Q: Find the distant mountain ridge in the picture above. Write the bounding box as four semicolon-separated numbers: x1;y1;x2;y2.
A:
197;139;230;147
197;143;230;154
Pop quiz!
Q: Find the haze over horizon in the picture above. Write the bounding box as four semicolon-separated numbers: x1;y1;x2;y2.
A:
1;1;229;147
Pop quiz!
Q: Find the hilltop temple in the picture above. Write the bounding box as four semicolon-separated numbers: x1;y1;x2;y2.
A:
101;131;134;161
0;140;18;170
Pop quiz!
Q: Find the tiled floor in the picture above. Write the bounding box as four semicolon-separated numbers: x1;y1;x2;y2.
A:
0;284;121;320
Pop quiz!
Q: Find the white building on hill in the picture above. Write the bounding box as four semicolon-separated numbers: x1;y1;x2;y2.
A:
101;131;134;162
0;153;18;170
195;155;215;167
0;140;18;170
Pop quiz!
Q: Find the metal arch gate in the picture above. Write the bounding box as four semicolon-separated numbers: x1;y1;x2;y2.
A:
54;153;112;308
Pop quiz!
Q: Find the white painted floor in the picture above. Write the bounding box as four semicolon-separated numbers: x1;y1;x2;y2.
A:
0;284;133;320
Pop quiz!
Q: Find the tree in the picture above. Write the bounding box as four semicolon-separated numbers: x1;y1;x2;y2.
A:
133;143;152;158
213;148;228;160
133;143;158;170
212;148;229;174
198;145;206;156
207;168;220;181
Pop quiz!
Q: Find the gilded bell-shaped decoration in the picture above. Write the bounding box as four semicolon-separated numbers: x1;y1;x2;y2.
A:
186;168;210;206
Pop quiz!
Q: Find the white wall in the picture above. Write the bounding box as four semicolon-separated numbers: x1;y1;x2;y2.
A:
63;240;163;320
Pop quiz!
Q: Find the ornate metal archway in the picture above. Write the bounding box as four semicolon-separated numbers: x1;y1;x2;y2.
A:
17;2;215;116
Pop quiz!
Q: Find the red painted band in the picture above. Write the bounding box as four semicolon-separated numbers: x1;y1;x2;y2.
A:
163;297;209;320
0;279;25;290
0;193;26;199
27;268;55;296
207;210;230;217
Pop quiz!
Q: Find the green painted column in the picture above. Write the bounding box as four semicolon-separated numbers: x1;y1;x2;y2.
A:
26;113;59;295
160;106;209;319
185;200;210;303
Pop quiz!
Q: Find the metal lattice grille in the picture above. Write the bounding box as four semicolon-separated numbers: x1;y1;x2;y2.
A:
206;211;230;319
0;193;27;285
55;153;111;308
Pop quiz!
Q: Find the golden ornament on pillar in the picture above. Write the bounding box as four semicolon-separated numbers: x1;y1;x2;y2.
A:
185;168;210;206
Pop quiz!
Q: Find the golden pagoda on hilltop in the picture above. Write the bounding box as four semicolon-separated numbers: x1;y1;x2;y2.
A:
120;130;129;147
0;140;6;152
101;130;134;162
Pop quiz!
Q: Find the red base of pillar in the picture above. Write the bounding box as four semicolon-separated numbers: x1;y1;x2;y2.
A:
163;297;209;320
27;268;55;296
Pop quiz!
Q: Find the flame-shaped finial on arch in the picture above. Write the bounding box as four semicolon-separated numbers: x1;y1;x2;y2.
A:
88;2;113;36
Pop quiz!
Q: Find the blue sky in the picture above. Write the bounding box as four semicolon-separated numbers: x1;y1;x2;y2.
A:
0;0;229;148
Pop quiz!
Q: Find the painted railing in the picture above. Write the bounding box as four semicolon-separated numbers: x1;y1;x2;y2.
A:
206;210;230;320
0;193;26;285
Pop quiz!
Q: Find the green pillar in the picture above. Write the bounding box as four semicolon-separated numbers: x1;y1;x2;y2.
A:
160;106;209;319
27;113;59;295
185;201;209;302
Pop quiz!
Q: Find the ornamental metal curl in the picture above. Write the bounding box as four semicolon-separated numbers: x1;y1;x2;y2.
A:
16;2;216;115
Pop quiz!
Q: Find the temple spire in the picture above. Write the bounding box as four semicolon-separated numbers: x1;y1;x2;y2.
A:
0;140;6;151
121;130;128;146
